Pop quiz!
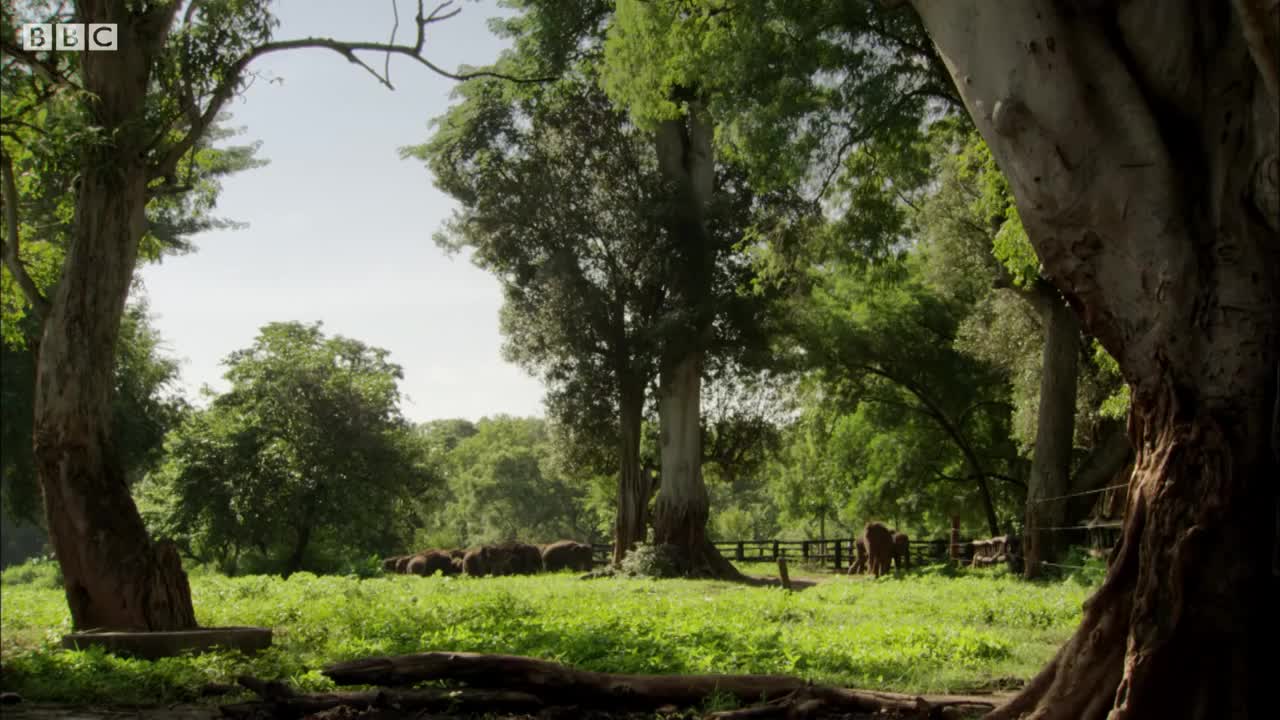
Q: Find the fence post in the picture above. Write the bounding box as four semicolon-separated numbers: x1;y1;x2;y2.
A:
802;540;809;562
772;540;780;560
834;540;843;573
950;516;961;563
736;541;745;562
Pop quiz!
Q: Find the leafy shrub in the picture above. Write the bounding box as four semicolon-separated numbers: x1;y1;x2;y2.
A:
0;557;62;589
618;543;683;578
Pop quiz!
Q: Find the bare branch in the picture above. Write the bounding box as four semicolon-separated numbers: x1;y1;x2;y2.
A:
385;0;401;85
424;1;462;24
0;151;52;321
149;0;554;180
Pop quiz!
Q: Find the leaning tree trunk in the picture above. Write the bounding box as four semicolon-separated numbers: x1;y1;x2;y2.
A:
649;100;740;579
32;7;196;632
910;0;1279;717
1023;289;1080;578
613;379;650;564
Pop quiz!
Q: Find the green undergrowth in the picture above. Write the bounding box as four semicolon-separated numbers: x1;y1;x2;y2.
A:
0;560;1099;705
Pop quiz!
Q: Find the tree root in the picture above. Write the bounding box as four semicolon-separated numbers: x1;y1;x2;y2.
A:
220;674;544;719
220;652;1005;718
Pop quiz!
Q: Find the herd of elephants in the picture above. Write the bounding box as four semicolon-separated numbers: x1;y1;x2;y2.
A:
382;522;911;580
849;521;912;578
381;539;594;577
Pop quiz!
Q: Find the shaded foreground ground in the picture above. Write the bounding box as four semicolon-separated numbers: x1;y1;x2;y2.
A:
0;704;906;719
0;558;1097;716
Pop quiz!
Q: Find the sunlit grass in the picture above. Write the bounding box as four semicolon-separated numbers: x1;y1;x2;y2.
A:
0;558;1099;704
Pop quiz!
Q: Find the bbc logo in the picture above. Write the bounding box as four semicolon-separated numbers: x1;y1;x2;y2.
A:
22;24;118;52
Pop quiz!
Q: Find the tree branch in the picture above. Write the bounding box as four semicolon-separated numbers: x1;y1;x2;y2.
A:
149;0;553;180
956;399;1014;428
0;151;52;321
0;37;80;89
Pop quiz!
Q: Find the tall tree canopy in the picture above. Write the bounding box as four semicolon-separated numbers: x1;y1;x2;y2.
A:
139;322;434;577
411;66;671;563
415;7;807;570
413;415;602;550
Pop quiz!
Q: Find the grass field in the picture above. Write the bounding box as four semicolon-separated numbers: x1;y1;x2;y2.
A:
0;557;1102;706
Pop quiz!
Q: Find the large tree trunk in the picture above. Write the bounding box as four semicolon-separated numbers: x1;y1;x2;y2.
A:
1023;288;1080;578
32;4;196;632
612;379;649;564
283;523;313;579
651;351;737;577
910;1;1279;716
649;101;740;579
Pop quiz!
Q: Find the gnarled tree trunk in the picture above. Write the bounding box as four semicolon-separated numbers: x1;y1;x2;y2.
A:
909;0;1279;716
1023;287;1080;578
32;6;196;632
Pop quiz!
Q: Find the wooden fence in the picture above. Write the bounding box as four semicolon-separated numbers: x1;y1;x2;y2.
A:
588;523;1119;574
590;538;956;573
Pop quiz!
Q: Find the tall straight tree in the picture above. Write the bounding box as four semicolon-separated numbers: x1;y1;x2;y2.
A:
0;0;535;632
649;97;729;574
906;1;1279;717
413;69;670;564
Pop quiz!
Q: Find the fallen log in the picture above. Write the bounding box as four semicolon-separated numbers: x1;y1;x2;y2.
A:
320;651;1003;717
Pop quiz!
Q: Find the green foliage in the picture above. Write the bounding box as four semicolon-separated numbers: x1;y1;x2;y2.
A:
139;322;435;575
1090;342;1130;420
917;127;1128;450
782;257;1020;535
417;416;600;548
406;60;672;501
602;0;952;195
1;569;1094;703
0;556;62;590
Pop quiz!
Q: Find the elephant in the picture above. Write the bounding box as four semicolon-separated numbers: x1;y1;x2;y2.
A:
462;543;541;576
382;556;402;572
462;547;488;576
394;556;412;574
509;542;544;574
848;537;869;575
541;540;593;572
407;550;455;577
861;522;895;578
892;532;911;571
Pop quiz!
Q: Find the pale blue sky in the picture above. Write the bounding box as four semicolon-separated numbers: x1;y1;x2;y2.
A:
138;0;546;422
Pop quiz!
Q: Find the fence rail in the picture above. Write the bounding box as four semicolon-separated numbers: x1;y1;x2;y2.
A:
587;517;1123;573
589;538;950;573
